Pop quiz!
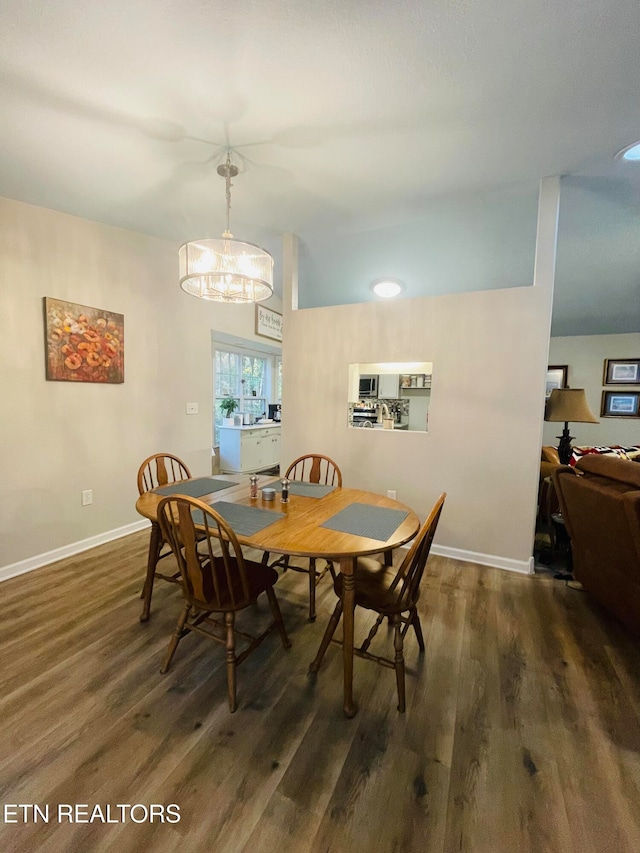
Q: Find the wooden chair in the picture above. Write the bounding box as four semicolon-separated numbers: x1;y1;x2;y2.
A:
137;453;191;496
264;454;342;621
137;453;192;622
157;495;291;712
309;492;446;712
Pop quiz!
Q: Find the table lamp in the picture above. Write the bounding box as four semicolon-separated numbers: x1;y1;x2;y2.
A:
545;388;598;464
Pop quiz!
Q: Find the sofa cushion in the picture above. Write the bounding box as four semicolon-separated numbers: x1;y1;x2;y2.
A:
576;454;640;489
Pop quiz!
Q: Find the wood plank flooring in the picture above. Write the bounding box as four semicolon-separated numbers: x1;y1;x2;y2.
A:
1;531;640;852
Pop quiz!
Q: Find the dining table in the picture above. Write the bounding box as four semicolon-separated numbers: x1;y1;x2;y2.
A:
135;473;420;717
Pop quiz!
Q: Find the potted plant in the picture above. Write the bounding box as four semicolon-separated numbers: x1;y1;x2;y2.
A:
220;396;239;426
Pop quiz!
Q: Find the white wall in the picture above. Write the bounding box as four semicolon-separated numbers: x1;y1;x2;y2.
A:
543;333;640;448
0;196;280;572
281;284;553;571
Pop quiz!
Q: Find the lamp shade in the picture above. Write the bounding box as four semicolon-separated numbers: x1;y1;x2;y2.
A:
179;237;274;303
545;388;598;423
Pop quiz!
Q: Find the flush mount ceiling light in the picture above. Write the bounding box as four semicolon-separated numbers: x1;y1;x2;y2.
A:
370;278;404;298
615;141;640;162
179;152;274;303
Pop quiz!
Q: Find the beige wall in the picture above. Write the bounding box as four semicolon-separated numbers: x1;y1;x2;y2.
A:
282;285;553;572
0;192;552;576
0;196;280;573
543;333;640;448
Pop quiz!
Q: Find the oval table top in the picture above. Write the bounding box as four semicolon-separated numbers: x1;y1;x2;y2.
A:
136;474;420;559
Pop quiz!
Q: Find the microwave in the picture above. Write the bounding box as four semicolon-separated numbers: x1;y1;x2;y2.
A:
359;375;378;398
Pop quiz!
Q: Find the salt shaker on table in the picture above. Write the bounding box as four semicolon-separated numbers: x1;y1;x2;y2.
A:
250;474;258;500
280;477;290;503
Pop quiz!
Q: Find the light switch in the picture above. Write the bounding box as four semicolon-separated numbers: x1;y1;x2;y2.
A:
186;403;198;415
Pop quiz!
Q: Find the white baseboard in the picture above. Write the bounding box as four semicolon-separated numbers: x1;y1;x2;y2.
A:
1;523;534;585
430;544;535;575
0;519;150;584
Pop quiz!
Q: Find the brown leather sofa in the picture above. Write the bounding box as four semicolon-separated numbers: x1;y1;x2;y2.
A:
552;455;640;635
541;445;561;480
538;446;561;523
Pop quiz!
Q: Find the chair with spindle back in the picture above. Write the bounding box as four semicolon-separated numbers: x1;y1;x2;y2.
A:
309;492;446;712
137;453;192;622
264;454;342;621
157;495;291;712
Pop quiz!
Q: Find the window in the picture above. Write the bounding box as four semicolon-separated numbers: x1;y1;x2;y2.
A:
214;347;279;436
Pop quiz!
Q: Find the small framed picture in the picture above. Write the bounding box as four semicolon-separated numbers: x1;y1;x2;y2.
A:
255;304;283;342
601;391;640;418
603;358;640;385
546;365;568;398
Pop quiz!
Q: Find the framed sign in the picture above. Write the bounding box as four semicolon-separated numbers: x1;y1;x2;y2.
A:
255;305;283;342
546;364;568;398
44;297;124;383
603;358;640;385
601;391;640;418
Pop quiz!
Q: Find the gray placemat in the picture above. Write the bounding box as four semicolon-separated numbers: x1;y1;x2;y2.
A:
321;503;409;541
271;480;337;498
154;477;238;498
194;501;285;537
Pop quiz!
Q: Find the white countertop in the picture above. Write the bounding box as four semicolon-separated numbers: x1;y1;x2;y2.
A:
219;422;282;431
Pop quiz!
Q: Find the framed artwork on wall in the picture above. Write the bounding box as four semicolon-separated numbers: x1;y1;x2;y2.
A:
603;358;640;385
255;304;283;342
546;364;568;398
43;297;124;383
600;390;640;418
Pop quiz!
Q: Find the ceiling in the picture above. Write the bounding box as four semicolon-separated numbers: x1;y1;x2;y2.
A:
1;0;639;335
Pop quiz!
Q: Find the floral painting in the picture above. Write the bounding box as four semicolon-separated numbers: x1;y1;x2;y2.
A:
44;297;124;383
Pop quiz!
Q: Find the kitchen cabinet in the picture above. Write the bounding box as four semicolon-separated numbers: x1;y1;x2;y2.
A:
219;426;281;473
378;373;400;398
400;373;431;389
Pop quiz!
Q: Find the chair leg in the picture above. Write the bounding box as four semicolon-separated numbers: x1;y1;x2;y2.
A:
360;612;385;654
140;522;164;622
383;549;393;567
308;558;317;621
265;586;291;648
309;599;343;672
225;611;237;713
411;608;425;652
160;602;190;673
392;613;406;712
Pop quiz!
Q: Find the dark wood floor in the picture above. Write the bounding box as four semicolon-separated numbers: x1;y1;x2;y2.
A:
1;531;640;852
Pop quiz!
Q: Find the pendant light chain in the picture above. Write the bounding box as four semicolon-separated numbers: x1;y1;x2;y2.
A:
223;152;233;238
178;147;274;303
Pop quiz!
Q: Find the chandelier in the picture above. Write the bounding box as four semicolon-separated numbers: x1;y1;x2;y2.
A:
179;153;274;303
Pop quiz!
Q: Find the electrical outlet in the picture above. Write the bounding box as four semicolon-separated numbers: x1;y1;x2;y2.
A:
82;489;93;506
387;489;397;500
186;402;198;415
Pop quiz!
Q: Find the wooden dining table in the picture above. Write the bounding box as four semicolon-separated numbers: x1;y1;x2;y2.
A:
135;474;420;717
